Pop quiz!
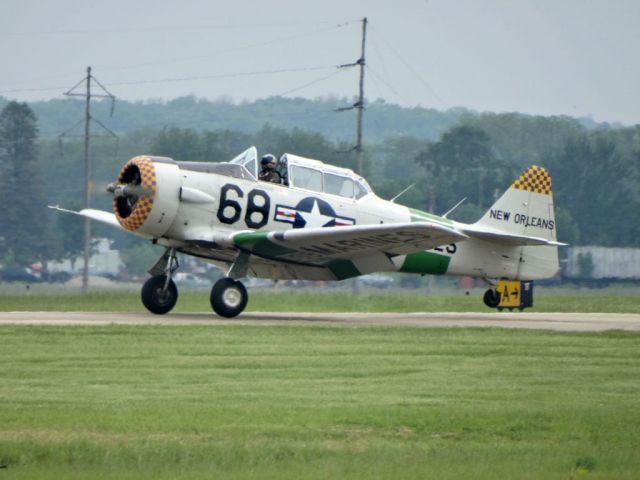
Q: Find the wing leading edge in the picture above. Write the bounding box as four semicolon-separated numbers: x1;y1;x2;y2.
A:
48;206;123;230
231;222;467;278
47;206;154;239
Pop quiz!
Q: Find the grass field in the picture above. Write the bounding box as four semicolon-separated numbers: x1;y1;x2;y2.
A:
0;289;639;313
1;289;638;478
1;324;640;479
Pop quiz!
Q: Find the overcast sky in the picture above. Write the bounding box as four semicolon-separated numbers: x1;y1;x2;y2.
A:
2;0;639;125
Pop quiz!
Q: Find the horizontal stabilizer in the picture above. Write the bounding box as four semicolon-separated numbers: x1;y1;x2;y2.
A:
468;165;564;279
460;224;567;246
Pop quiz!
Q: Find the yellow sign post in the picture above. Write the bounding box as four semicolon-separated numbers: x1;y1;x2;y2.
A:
495;280;534;311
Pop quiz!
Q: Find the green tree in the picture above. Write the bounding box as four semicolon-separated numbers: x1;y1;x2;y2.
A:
550;131;635;246
459;112;583;167
151;127;202;160
51;199;85;262
415;125;512;216
254;123;338;164
368;136;431;208
149;127;252;162
0;102;53;265
120;242;163;276
576;252;594;278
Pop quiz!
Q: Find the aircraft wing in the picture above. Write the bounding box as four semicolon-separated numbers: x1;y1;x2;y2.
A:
231;222;467;271
48;206;153;239
48;206;122;229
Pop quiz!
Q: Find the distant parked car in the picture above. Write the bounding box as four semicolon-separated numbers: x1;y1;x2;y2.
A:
244;278;275;289
358;274;394;289
173;273;210;288
46;271;73;283
0;266;41;283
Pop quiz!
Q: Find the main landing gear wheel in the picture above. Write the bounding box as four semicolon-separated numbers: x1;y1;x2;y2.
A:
210;277;248;318
141;275;178;315
483;288;500;309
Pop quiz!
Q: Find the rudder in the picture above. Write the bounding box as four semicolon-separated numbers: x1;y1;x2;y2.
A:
477;166;557;240
475;165;560;279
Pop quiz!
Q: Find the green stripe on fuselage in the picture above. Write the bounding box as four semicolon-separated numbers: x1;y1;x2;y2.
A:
400;251;451;275
409;208;453;226
327;259;361;280
234;232;360;279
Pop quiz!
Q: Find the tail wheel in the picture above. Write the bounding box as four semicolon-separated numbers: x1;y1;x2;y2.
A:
210;278;248;318
483;288;500;308
141;275;178;315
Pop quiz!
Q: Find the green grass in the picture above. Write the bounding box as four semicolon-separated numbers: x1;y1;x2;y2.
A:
1;325;640;478
0;290;639;313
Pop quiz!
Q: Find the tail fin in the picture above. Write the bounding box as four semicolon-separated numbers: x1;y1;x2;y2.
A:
478;166;557;241
466;166;561;279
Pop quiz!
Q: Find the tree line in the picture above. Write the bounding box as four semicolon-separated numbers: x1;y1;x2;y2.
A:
1;100;638;270
0;95;466;144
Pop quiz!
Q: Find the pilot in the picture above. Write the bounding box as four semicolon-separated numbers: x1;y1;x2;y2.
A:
258;154;281;184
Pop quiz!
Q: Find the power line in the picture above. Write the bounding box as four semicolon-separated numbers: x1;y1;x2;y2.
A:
276;69;347;97
1;19;361;37
0;65;337;95
0;20;360;93
107;66;338;87
369;24;447;108
366;66;403;100
0;84;71;95
98;21;361;74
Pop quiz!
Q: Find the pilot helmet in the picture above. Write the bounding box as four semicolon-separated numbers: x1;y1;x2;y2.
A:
261;154;276;166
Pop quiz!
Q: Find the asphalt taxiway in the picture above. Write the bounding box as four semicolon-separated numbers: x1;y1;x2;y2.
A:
0;311;639;332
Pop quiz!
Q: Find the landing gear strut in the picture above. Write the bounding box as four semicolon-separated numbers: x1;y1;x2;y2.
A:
141;248;179;315
140;248;251;318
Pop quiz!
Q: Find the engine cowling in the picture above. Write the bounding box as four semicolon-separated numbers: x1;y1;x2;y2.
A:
112;155;181;237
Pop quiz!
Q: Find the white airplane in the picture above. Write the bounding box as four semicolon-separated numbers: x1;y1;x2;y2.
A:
51;146;564;317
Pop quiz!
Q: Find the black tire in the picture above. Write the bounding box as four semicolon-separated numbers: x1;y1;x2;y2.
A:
141;275;178;315
210;278;248;318
483;288;500;308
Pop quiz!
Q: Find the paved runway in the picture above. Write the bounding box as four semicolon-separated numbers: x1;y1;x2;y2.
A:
1;311;639;332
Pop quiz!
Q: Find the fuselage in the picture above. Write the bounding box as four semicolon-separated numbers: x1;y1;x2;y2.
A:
111;151;559;283
166;165;532;281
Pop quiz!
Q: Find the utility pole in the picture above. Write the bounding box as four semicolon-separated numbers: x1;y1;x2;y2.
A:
355;17;367;175
63;67;116;294
337;17;367;175
82;67;91;295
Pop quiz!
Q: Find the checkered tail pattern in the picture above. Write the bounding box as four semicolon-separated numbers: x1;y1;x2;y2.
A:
510;165;552;195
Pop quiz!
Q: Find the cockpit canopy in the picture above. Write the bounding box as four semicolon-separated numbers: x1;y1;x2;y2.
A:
229;146;372;200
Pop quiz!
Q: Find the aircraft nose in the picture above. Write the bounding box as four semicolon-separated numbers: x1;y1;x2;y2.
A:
112;156;157;231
